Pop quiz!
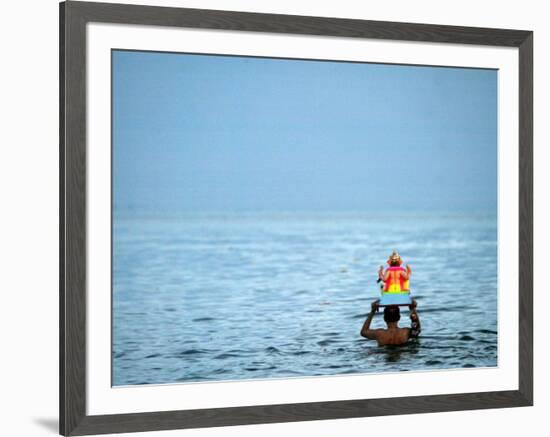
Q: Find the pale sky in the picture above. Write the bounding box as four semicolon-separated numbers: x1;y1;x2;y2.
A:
112;50;497;215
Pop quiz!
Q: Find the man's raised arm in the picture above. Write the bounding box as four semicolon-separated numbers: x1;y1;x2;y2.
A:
409;299;421;338
361;300;381;340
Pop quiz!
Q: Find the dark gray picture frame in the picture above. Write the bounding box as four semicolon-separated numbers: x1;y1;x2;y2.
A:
60;1;533;435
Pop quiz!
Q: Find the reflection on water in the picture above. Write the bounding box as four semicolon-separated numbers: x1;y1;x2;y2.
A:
112;212;497;386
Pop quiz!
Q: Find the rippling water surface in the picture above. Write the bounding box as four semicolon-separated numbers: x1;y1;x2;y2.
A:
112;212;497;386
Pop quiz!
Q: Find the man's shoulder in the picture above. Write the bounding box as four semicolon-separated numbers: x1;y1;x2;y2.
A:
399;327;412;339
370;328;389;339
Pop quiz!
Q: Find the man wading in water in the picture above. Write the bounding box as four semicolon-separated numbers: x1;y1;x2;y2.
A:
360;251;421;345
360;300;421;346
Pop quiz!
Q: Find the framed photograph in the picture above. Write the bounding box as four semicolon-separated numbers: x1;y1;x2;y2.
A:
59;1;533;435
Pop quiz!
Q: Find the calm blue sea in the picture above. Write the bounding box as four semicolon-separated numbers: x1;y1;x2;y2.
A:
112;212;497;386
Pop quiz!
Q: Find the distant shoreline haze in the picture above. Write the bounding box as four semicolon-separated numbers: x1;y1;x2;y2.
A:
112;209;498;223
113;51;497;216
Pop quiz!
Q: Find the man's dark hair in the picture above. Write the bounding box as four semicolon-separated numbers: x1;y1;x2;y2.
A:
384;305;401;323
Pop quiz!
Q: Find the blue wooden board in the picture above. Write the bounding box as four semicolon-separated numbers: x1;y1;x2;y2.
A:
379;292;412;306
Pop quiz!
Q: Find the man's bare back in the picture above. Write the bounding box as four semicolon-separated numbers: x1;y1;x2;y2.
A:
364;326;412;346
